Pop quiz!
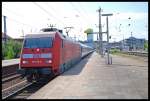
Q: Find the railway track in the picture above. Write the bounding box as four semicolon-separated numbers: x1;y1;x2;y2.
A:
2;74;27;99
3;81;33;99
2;72;25;90
2;64;26;99
2;74;21;83
2;64;19;78
2;75;55;99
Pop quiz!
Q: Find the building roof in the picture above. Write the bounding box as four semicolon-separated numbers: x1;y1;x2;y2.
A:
126;37;145;40
2;32;12;39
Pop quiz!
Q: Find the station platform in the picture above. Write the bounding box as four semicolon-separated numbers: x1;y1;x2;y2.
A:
28;52;148;99
2;59;19;67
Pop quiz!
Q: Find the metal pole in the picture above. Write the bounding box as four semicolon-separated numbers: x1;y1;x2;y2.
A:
66;32;69;36
131;32;133;51
123;34;124;50
98;8;103;56
3;16;7;44
106;16;110;64
98;8;101;54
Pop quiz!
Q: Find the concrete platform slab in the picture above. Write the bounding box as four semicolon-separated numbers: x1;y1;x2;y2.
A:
28;52;148;99
2;59;19;67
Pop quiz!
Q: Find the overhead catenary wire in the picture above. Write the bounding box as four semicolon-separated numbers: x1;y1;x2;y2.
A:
33;2;66;28
2;7;34;27
45;3;79;37
69;2;93;38
2;15;34;28
2;7;24;18
2;15;34;38
77;2;95;26
2;7;37;37
69;2;89;26
43;3;68;28
2;7;37;29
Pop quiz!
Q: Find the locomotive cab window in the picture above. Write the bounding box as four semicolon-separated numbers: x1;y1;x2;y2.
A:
24;37;53;48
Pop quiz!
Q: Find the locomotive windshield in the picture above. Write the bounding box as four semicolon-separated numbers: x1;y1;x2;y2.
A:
24;37;53;48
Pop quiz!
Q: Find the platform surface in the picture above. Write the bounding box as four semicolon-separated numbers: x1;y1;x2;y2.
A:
2;59;19;67
28;52;148;99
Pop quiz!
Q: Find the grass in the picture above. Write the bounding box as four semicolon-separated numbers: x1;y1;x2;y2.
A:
110;49;148;62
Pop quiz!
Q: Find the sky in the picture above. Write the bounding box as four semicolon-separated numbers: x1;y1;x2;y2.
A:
2;2;148;42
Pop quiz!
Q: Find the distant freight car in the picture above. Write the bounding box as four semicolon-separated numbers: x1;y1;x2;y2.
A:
18;28;93;82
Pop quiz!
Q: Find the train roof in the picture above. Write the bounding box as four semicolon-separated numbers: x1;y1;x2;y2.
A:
40;27;62;33
25;27;79;44
24;31;78;43
80;43;93;49
24;32;56;38
39;28;77;42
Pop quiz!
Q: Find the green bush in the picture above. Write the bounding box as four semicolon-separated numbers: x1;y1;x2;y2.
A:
144;41;148;51
2;43;7;59
110;48;120;54
5;45;15;59
2;39;22;60
12;41;22;58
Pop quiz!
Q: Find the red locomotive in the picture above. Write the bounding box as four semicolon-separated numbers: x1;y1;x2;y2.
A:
18;28;93;82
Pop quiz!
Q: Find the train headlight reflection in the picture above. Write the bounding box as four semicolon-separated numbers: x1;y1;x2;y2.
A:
22;60;28;64
45;60;52;64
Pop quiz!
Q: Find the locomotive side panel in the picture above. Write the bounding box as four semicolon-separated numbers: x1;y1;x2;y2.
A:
52;32;62;74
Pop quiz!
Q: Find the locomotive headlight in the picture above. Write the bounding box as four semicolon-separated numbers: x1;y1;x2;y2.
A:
45;60;52;64
22;60;28;64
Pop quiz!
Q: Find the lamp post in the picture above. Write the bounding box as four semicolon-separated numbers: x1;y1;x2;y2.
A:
128;17;133;51
119;24;124;50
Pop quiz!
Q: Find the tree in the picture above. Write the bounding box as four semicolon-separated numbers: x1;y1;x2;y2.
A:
2;43;7;59
5;45;15;59
12;40;22;58
84;28;93;35
2;39;22;59
5;40;15;59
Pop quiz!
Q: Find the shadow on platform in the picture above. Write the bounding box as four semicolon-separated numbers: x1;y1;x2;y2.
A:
61;53;93;76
